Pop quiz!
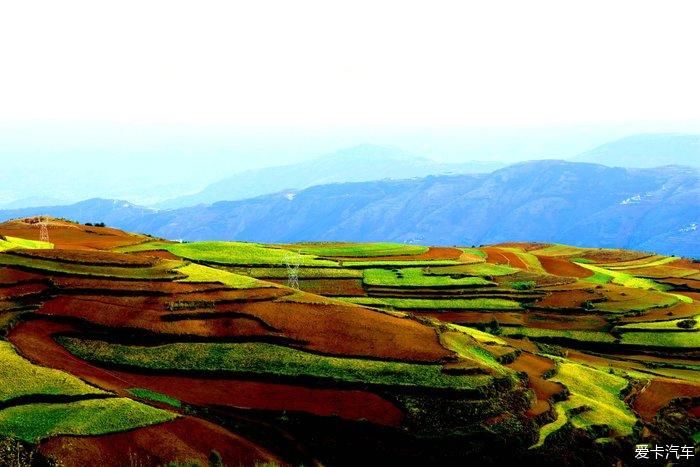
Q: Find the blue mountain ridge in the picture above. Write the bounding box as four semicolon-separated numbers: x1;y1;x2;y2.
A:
1;160;697;257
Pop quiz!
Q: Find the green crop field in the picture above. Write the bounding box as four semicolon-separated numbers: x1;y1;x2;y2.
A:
530;244;588;257
447;324;508;345
294;242;429;257
619;331;700;348
0;341;107;402
0;253;183;280
363;268;494;287
614;316;699;332
500;327;616;343
594;288;680;313
423;263;518;277
338;296;522;310
60;338;493;391
0;236;53;252
440;331;513;376
534;361;635;447
604;256;677;270
119;241;338;267
229;267;363;279
583;270;613;284
175;263;267;289
576;263;668;291
499;248;546;273
0;398;177;442
127;388;182;408
341;260;461;267
460;248;487;259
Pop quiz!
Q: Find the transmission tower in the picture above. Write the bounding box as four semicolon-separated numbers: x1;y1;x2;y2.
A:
38;216;50;243
283;250;301;289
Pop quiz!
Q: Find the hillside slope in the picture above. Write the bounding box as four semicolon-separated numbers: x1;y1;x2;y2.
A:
0;221;697;465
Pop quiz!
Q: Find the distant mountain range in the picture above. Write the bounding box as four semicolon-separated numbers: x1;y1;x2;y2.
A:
573;133;700;168
2;160;697;257
155;144;505;208
2;133;698;210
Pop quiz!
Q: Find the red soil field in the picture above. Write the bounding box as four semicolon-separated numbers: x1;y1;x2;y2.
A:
632;378;700;422
522;313;609;331
537;256;592;278
418;311;525;326
7;248;160;267
678;292;700;301
0;282;48;299
36;287;289;314
37;295;282;339
535;288;603;309
9;320;405;427
579;250;652;263
494;242;551;251
332;247;463;262
502;337;540;353
50;277;230;294
297;279;366;296
507;353;565;417
0;219;146;250
662;258;700;272
658;277;700;291
619;302;700;323
0;267;45;285
39;416;281;467
128;249;183;261
482;247;529;270
237;300;452;362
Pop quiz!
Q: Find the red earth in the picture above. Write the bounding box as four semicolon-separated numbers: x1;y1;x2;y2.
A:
39;416;281;467
632;378;700;422
507;352;565;417
9;320;405;428
537;255;592;278
0;218;147;250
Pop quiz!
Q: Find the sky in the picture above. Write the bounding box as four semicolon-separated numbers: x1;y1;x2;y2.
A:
0;1;699;203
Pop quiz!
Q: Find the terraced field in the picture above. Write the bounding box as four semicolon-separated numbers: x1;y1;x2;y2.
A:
0;219;697;466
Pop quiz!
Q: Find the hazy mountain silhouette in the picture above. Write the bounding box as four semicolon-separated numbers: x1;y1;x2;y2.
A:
573;133;700;168
2;161;697;257
155;144;504;208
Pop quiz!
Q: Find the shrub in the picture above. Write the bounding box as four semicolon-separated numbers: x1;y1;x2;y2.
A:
510;280;536;290
486;318;502;336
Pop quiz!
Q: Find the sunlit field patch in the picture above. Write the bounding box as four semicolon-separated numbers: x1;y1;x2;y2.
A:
291;242;429;257
0;341;107;402
0;253;183;280
533;361;635;447
338;296;522;310
175;263;267;289
0;236;53;252
363;268;494;287
119;241;338;267
0;398;176;442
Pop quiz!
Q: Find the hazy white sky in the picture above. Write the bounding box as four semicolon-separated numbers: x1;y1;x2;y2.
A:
1;0;699;127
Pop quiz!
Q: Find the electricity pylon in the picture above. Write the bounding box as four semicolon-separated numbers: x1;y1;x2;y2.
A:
38;216;50;243
283;250;301;289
